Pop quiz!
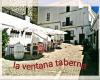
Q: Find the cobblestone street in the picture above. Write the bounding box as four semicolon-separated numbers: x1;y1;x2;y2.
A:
2;43;84;76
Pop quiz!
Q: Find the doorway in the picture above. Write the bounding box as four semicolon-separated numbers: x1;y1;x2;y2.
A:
79;34;85;45
64;31;71;43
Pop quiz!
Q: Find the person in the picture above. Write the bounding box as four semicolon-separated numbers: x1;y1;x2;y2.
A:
47;41;51;52
82;39;89;55
51;39;54;51
74;40;78;45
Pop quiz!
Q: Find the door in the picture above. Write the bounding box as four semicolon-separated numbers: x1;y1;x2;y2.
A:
64;31;70;43
66;17;70;26
79;34;85;45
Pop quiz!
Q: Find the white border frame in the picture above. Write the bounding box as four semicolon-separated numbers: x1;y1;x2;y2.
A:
0;0;100;80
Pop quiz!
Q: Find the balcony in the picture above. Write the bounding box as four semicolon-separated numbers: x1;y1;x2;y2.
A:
62;21;73;26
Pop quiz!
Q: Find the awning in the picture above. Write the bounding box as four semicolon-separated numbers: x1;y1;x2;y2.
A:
0;12;30;30
25;28;51;42
55;30;67;34
1;12;66;42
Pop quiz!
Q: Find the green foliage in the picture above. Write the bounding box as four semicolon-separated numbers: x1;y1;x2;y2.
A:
2;29;9;50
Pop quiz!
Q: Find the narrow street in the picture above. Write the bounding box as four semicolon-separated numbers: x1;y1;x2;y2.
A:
2;43;84;76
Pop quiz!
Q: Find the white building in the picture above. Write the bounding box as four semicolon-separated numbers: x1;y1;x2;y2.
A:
38;7;64;40
88;14;99;50
38;6;91;44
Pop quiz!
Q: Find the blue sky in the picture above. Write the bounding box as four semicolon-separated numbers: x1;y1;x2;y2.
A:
82;0;99;13
91;6;99;13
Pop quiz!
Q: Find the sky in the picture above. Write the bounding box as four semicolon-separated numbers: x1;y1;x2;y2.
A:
91;6;99;13
83;0;89;3
83;0;99;13
38;0;58;6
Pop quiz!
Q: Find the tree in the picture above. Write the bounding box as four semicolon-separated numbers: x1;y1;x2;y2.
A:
2;29;9;51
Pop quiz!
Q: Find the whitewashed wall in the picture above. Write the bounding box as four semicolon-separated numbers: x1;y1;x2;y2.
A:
38;7;90;31
39;22;61;30
38;7;91;42
65;26;91;44
60;7;89;27
38;7;63;24
39;22;61;40
38;7;63;40
38;6;80;25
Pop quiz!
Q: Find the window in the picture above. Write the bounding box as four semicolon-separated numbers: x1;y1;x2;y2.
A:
66;6;70;12
46;13;50;21
55;25;58;30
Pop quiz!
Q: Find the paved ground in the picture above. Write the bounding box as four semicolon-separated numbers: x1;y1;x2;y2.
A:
2;43;84;76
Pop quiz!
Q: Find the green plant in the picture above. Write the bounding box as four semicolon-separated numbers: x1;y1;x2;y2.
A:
2;29;9;51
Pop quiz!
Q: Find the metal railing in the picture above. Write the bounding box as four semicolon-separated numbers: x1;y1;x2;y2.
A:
62;21;73;26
